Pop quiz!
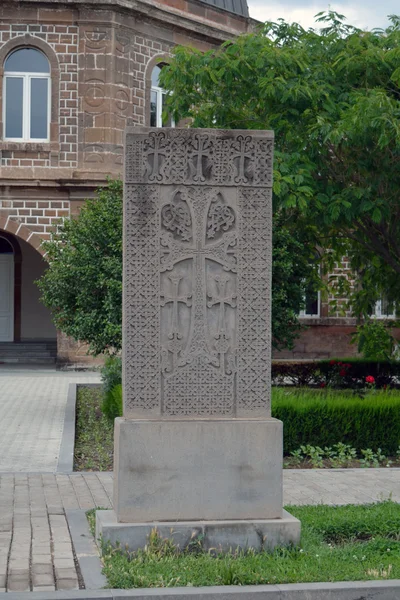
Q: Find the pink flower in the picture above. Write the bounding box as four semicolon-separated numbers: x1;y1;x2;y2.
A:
366;375;375;384
329;360;336;365
339;369;347;377
320;382;326;388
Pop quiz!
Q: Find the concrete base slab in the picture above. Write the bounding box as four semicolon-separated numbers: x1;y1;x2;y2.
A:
113;418;284;522
96;509;301;553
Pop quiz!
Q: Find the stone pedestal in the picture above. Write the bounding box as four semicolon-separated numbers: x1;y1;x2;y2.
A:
96;127;300;551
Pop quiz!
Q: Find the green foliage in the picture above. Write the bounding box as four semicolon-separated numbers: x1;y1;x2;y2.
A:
272;216;320;349
101;502;400;588
286;443;389;468
74;387;114;471
101;355;122;393
38;179;123;356
272;388;400;455
352;320;397;361
102;384;123;422
100;356;123;421
160;13;400;316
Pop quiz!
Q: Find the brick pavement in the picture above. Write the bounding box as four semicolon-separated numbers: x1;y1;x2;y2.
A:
0;469;399;592
0;369;101;472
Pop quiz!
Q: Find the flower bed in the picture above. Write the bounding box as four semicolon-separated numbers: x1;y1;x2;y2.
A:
272;359;400;389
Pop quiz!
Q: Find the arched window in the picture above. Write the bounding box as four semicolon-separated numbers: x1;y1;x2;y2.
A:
3;48;50;142
150;65;174;128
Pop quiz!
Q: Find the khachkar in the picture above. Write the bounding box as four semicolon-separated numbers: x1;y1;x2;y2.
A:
97;127;300;552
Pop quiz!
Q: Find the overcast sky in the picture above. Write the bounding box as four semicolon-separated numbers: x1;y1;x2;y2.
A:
247;1;397;30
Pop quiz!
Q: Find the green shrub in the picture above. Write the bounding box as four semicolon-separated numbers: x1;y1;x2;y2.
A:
101;355;122;393
102;384;123;421
101;355;121;393
272;388;400;455
101;356;123;421
352;319;397;361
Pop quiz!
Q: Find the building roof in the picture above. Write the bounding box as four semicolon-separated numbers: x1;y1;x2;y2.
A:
200;0;249;18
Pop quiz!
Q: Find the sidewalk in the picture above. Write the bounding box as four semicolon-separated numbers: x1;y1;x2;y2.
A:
0;369;100;472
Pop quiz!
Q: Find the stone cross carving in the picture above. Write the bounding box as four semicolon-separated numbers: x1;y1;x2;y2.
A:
124;127;274;419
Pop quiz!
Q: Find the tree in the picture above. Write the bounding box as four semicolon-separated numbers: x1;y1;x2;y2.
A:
160;12;400;316
38;180;317;354
38;179;123;356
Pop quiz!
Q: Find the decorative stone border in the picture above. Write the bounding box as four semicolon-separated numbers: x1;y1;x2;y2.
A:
5;579;400;599
66;509;107;590
57;383;77;473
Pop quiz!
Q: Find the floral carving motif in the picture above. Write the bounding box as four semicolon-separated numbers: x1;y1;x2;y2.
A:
161;193;192;241
207;196;235;239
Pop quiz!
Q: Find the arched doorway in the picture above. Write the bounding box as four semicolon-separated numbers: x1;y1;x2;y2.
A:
0;235;15;341
0;229;56;363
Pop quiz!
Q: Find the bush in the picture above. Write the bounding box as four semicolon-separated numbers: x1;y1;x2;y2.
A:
352;319;397;361
272;388;400;455
101;356;122;393
101;356;123;421
102;384;123;421
272;358;400;388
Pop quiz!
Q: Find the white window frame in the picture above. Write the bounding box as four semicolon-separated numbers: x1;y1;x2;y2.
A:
150;85;175;128
373;299;396;319
299;289;321;318
150;84;165;128
3;71;51;142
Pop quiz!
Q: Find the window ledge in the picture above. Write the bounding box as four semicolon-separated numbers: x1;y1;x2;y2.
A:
0;141;54;152
299;317;357;326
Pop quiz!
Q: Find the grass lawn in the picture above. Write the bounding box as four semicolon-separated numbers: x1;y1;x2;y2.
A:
74;386;114;471
90;502;400;588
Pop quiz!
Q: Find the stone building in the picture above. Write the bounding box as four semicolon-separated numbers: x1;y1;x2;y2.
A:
0;0;251;365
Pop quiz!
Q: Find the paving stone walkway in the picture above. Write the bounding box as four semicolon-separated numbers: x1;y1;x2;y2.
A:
0;469;400;593
0;368;101;472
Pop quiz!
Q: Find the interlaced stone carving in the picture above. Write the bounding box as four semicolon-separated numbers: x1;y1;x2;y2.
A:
123;127;274;419
237;187;272;415
124;185;161;414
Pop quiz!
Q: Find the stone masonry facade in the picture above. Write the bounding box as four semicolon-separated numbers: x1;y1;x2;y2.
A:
0;0;252;364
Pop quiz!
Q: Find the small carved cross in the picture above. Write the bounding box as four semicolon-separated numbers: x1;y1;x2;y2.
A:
161;274;192;369
190;134;212;182
232;135;254;183
146;132;168;181
207;273;237;374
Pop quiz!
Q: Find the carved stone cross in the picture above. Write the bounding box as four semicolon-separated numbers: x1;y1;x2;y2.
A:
98;126;301;555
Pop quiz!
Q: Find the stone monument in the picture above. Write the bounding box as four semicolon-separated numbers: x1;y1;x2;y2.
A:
97;127;300;551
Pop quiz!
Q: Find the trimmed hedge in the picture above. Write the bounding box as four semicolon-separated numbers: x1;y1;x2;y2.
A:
272;358;400;388
272;388;400;455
